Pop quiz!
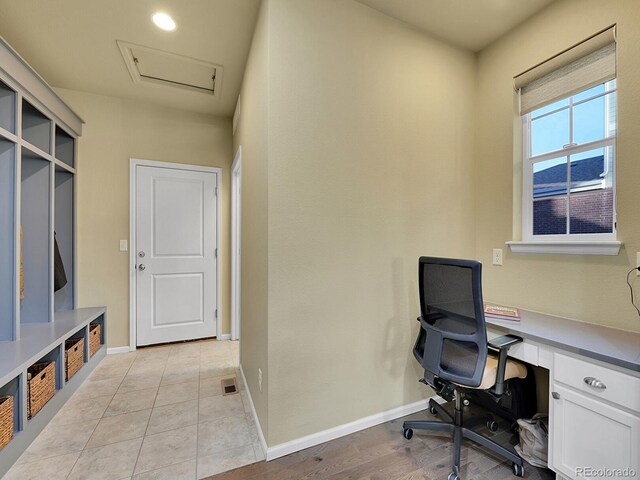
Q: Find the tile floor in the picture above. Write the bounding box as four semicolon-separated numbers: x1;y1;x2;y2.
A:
4;339;264;480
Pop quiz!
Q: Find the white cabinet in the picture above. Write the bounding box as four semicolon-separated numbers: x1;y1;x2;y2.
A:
550;353;640;480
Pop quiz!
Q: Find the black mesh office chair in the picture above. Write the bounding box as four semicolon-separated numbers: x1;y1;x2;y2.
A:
402;257;528;480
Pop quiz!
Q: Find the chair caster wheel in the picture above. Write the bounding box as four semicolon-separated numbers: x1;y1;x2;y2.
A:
512;462;525;477
429;405;438;415
487;420;498;432
403;428;413;440
447;472;460;480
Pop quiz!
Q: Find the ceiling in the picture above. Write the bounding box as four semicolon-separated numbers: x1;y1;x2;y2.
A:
0;0;260;117
0;0;555;118
354;0;557;52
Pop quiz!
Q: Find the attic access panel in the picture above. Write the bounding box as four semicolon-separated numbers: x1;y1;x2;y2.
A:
118;41;223;97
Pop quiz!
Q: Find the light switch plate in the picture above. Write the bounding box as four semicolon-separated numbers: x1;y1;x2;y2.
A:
493;248;503;266
119;240;128;252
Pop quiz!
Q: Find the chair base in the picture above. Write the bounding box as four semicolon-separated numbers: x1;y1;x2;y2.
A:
403;396;524;479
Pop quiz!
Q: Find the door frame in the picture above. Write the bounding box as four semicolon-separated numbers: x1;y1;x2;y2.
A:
231;147;242;341
129;158;222;351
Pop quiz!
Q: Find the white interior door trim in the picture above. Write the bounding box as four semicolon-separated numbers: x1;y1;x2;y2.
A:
129;158;222;351
231;147;242;342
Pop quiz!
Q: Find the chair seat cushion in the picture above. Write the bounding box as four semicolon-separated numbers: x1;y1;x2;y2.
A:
464;354;528;390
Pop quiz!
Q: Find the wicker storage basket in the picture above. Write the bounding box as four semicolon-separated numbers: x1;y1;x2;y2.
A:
65;337;85;381
89;323;101;357
0;396;13;450
27;361;55;419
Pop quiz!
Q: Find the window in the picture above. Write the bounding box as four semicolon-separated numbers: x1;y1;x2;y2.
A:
510;26;621;254
524;80;616;239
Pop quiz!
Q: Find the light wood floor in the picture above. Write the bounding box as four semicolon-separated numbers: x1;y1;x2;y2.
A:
206;409;555;480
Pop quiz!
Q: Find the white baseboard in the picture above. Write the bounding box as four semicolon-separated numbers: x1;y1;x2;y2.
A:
239;364;268;456
106;346;131;355
238;366;441;462
218;333;232;341
265;396;438;461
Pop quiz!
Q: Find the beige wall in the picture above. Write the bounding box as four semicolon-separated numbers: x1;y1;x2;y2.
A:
475;0;640;333
239;0;477;446
56;88;233;348
233;0;270;438
234;0;640;450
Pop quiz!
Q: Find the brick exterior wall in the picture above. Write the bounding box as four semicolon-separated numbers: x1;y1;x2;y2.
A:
533;188;613;235
534;197;567;235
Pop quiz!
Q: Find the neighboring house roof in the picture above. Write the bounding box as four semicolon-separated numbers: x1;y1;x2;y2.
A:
533;155;605;198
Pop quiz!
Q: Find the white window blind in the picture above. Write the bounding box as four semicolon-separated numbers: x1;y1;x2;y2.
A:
515;26;616;114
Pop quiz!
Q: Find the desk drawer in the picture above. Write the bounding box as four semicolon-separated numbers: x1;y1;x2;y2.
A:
553;352;640;412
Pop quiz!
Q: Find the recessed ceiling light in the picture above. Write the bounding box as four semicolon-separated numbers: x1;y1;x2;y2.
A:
152;12;176;31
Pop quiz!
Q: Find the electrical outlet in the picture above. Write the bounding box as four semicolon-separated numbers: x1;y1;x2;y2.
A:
119;240;128;252
637;252;640;276
492;248;503;266
258;368;263;393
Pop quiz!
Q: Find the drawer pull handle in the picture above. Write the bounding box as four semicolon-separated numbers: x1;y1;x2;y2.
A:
583;377;606;390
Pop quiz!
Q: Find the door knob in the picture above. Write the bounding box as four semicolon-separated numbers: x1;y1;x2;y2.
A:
138;264;146;271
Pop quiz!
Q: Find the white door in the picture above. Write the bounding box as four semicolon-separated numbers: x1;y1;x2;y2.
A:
135;164;218;346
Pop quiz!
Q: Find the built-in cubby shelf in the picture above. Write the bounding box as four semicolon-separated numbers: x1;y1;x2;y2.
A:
0;138;16;342
90;316;105;349
54;126;74;168
21;100;52;154
0;79;16;135
1;35;103;475
66;327;87;369
0;377;20;436
54;170;74;312
20;149;52;324
0;308;106;473
31;345;63;394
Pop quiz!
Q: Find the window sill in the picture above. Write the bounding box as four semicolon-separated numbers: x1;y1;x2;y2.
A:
506;241;623;256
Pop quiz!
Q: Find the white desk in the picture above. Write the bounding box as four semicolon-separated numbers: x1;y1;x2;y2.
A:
485;309;640;480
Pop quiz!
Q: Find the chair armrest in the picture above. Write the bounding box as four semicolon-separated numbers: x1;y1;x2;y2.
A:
488;335;522;350
487;335;523;396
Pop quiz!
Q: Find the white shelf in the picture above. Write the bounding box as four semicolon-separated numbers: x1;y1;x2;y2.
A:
21;141;54;164
0;126;18;144
54;159;76;174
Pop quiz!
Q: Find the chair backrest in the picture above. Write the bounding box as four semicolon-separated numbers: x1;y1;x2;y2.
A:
412;257;488;388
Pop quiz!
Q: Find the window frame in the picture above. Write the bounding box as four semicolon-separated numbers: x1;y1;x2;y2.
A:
521;82;618;243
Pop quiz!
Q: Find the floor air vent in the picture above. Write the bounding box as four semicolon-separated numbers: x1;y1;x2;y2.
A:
117;41;223;97
221;377;238;395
